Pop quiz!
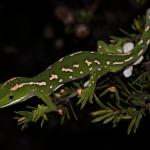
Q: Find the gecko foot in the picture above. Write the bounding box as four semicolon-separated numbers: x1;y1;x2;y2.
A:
77;86;95;109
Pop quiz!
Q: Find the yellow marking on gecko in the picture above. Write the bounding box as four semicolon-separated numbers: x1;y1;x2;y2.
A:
62;67;73;72
73;64;80;68
11;82;46;91
85;60;92;66
94;60;101;65
113;61;124;65
49;74;58;80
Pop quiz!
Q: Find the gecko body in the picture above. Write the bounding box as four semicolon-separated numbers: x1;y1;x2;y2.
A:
0;9;150;109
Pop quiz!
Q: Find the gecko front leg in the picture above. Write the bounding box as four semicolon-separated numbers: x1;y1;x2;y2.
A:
77;69;109;109
35;91;57;111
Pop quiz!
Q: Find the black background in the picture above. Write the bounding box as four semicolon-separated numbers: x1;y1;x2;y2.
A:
0;0;150;149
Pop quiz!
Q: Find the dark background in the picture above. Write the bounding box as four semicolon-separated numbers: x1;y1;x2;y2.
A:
0;0;150;149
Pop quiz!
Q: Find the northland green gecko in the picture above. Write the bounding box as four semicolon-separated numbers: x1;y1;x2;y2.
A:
0;9;150;110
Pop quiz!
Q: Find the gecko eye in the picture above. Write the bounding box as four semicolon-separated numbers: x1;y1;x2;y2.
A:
9;95;14;100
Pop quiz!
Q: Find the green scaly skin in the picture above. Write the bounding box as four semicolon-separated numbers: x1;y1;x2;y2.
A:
97;38;128;54
0;9;150;110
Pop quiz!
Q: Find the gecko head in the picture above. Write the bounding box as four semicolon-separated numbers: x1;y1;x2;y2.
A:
0;78;32;108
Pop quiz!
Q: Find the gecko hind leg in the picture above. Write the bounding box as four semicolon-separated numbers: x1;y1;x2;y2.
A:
97;39;126;54
97;40;109;53
77;69;108;109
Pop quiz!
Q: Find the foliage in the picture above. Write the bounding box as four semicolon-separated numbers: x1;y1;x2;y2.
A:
14;12;150;134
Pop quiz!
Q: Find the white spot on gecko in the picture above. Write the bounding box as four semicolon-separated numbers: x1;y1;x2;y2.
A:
138;40;143;45
117;49;122;53
94;60;101;65
107;61;111;65
62;67;73;72
98;45;102;48
49;74;58;80
85;60;92;66
80;71;83;74
92;81;95;84
59;79;63;83
69;76;73;79
50;85;53;89
89;67;93;71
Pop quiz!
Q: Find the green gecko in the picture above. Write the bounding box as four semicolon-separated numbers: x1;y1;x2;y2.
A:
0;9;150;110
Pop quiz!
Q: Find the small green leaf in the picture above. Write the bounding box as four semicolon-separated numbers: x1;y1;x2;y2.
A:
65;108;71;120
127;117;136;135
92;112;114;123
134;113;142;133
60;115;65;125
107;102;118;110
103;115;115;124
99;89;109;97
69;103;78;120
115;89;120;104
112;114;123;126
121;115;132;120
91;109;113;117
93;94;108;109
